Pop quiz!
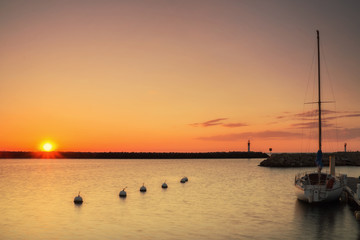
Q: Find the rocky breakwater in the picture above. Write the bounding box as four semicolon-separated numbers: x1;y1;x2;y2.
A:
259;152;360;167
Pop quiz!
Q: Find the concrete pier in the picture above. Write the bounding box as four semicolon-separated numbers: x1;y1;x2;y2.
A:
344;177;360;211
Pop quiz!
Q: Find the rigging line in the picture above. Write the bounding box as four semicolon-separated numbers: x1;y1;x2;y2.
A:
309;55;317;153
310;101;317;152
303;43;317;104
311;61;317;115
304;101;335;104
320;37;340;152
301;41;317;153
320;38;337;103
321;105;329;152
307;79;317;152
334;102;340;151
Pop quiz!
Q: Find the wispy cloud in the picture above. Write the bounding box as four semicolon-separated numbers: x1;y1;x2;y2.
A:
342;128;360;139
192;111;360;142
294;109;336;119
197;131;301;141
274;110;360;129
276;111;292;119
222;123;248;128
290;121;334;129
337;113;360;119
190;118;228;127
323;128;360;140
282;110;360;121
197;127;360;142
190;118;247;128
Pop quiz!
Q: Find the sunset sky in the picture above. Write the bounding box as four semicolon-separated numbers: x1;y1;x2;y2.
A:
1;0;359;153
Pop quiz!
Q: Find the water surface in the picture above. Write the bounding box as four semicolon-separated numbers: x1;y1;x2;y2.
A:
0;158;359;239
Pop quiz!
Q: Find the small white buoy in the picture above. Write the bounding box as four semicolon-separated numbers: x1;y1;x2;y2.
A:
355;211;360;221
180;177;188;183
140;183;147;192
74;192;83;204
119;187;127;198
162;182;168;188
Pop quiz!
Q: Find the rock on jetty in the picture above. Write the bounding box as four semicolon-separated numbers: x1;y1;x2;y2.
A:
259;152;360;167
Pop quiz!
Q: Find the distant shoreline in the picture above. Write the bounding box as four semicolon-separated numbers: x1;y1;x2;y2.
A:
0;151;268;159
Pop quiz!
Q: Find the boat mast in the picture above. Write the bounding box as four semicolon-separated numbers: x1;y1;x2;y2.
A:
317;30;322;152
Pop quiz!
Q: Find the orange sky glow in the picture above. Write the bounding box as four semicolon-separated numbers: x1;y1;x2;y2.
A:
0;1;359;153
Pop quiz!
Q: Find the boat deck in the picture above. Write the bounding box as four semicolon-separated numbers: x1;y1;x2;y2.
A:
308;173;327;185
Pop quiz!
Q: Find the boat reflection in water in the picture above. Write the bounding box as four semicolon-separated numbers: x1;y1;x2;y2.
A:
293;200;359;239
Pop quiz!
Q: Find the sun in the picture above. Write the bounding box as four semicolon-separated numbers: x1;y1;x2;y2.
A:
42;143;53;152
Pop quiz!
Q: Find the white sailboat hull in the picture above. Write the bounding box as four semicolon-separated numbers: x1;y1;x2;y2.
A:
295;184;343;203
294;172;346;203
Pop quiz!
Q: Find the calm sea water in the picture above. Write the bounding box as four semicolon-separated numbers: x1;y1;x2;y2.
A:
0;158;359;240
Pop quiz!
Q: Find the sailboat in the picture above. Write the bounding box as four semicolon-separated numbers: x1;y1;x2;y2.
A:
294;30;347;203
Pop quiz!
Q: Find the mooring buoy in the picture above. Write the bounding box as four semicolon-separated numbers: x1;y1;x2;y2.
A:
180;177;188;183
140;183;147;192
119;187;127;198
74;192;83;204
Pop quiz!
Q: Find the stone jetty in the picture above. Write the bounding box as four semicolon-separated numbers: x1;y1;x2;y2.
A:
259;152;360;167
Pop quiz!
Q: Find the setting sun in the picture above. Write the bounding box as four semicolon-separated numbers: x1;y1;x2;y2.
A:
42;143;53;152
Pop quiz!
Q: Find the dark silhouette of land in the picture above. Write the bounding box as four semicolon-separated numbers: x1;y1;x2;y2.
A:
0;151;268;159
259;152;360;167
